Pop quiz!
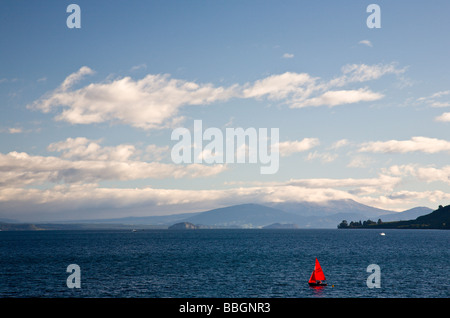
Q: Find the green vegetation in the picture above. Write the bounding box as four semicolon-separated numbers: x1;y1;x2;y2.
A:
338;205;450;230
337;219;382;228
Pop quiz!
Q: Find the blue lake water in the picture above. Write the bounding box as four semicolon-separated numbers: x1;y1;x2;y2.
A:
0;229;448;298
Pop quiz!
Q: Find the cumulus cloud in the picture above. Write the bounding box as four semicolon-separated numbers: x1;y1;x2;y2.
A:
1;156;447;220
386;164;450;184
277;138;320;157
285;174;400;192
358;136;450;153
242;72;316;100
0;138;227;188
48;137;136;161
435;112;450;122
30;69;239;130
0;174;401;220
29;63;404;129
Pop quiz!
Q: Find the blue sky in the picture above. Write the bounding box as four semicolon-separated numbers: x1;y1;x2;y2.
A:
1;1;450;221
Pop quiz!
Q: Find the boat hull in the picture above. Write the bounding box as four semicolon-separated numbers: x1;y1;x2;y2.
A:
308;282;327;287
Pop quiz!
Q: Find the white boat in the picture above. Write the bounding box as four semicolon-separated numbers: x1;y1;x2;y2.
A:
380;232;385;236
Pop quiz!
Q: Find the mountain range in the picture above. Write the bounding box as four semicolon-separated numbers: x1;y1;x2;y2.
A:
29;199;434;229
172;200;433;228
0;199;436;230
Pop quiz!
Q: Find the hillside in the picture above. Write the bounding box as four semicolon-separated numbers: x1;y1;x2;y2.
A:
338;205;450;229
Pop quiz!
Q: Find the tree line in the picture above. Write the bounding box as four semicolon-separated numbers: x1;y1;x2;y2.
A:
337;219;383;229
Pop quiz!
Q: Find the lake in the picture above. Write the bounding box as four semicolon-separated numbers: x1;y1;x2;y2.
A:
0;229;448;298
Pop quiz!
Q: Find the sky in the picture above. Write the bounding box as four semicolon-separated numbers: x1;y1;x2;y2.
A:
1;0;450;222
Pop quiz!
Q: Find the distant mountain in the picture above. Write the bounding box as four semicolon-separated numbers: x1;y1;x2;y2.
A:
59;212;201;225
267;199;393;218
6;199;432;230
179;200;436;229
378;207;433;222
179;203;306;228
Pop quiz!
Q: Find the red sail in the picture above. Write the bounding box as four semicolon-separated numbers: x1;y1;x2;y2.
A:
313;258;326;281
308;270;316;283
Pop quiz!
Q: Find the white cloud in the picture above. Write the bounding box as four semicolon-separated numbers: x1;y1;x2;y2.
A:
60;66;95;92
0;176;396;219
7;127;23;134
145;144;170;162
347;155;375;168
0;138;227;188
282;53;294;58
358;40;373;47
242;72;316;100
435;112;450;122
305;151;338;163
336;63;406;85
386;164;450;184
286;174;400;192
48;137;136;161
30;63;404;130
277;138;320;157
431;102;450;107
295;88;383;108
418;90;450;101
130;64;147;72
2;158;447;220
30;68;239;130
331;139;349;149
417;90;450;110
359;136;450;154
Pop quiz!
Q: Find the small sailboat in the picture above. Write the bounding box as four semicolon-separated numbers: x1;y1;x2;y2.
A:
308;258;328;287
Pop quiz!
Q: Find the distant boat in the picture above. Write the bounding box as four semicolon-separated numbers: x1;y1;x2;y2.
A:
308;258;328;286
132;229;137;232
380;232;385;236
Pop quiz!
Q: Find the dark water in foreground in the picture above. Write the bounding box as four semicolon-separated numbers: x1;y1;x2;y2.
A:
0;229;448;298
